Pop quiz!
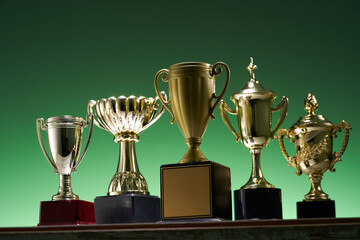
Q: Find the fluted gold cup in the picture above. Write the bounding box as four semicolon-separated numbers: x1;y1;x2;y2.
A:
154;62;230;163
87;95;164;196
277;93;351;202
220;58;288;189
36;115;94;200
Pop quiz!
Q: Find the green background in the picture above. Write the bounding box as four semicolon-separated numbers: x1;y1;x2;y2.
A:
0;0;359;227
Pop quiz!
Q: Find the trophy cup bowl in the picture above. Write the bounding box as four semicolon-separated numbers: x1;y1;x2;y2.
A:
87;94;165;223
154;62;230;163
37;115;94;200
154;62;232;221
220;58;288;189
219;57;288;220
88;94;165;196
36;114;95;225
277;92;351;202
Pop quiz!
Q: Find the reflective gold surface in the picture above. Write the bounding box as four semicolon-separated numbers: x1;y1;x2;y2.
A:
88;95;164;196
36;115;94;201
277;93;351;201
162;164;212;219
154;62;230;163
220;58;288;189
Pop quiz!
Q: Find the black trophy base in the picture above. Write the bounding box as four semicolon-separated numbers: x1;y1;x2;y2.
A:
94;193;160;224
161;161;232;221
234;188;283;220
297;200;335;218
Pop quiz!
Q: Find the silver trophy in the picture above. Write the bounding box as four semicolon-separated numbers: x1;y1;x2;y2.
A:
37;115;94;200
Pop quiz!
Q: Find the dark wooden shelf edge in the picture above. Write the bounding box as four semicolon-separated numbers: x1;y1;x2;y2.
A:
1;217;360;233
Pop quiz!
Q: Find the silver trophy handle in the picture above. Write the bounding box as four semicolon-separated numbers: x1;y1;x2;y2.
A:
36;118;58;173
270;96;289;139
329;120;351;172
138;92;166;135
73;114;94;171
219;100;241;142
87;100;108;131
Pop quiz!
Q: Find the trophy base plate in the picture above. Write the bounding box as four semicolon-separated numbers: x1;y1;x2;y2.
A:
297;200;335;218
38;200;95;226
94;193;160;224
161;161;232;221
234;188;283;220
160;217;227;222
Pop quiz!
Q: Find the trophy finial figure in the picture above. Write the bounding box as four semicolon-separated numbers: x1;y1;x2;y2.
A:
247;57;257;81
304;92;318;115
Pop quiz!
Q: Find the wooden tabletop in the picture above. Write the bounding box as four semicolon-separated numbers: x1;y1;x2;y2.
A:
1;218;359;240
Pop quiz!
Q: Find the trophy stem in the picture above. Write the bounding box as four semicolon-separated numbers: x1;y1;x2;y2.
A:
305;173;329;201
242;149;274;189
178;137;208;164
52;174;79;201
108;139;149;196
117;140;140;173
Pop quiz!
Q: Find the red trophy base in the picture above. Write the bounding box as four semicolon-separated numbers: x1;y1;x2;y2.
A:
38;200;95;226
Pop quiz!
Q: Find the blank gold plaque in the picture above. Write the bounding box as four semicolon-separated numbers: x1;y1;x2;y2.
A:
161;164;212;219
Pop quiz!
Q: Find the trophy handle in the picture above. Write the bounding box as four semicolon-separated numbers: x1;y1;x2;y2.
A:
209;62;230;119
219;100;241;142
270;96;289;139
277;128;302;175
154;69;175;124
73;114;94;171
36;118;58;173
138;92;166;134
329;120;351;172
87;99;108;131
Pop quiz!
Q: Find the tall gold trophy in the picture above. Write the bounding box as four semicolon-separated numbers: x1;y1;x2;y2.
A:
36;115;95;225
155;62;232;221
277;92;351;218
87;95;164;223
220;58;288;219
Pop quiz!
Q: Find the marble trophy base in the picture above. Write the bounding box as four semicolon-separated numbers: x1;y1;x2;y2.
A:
38;200;95;226
161;161;232;221
234;188;283;220
94;194;160;224
297;200;335;218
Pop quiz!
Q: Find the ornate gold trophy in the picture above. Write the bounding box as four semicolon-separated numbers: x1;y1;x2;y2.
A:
155;62;232;221
220;58;288;219
277;92;351;218
36;115;95;225
87;95;164;223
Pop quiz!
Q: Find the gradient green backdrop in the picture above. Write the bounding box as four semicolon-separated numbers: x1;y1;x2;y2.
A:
0;0;359;227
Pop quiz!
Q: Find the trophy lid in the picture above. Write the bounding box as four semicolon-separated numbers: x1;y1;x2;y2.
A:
289;93;334;130
231;57;275;98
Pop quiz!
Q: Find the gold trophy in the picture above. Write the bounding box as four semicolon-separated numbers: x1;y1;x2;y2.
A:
87;94;164;223
36;115;95;225
155;62;232;221
220;58;288;219
277;92;351;218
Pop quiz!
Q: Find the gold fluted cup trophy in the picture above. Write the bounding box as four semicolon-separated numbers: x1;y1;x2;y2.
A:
36;115;95;225
277;92;351;218
87;95;164;223
155;62;232;221
220;58;288;220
